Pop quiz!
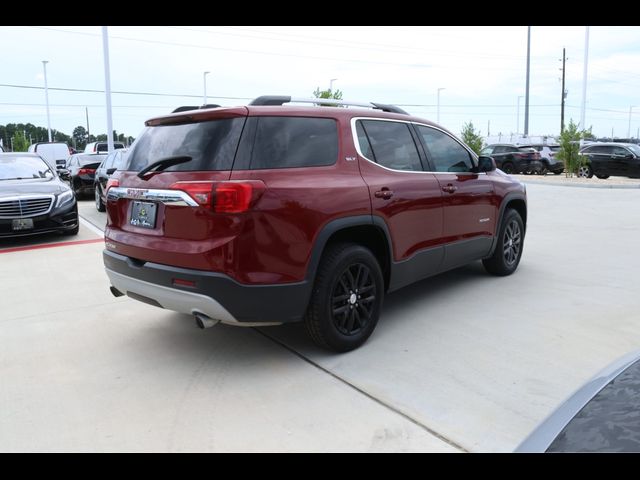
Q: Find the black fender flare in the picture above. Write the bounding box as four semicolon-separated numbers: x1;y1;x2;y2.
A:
305;214;394;284
486;191;527;258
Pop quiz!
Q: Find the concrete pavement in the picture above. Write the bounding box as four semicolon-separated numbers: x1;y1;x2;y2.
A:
1;183;640;452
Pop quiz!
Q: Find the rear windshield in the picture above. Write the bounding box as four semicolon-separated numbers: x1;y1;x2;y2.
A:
78;155;106;166
249;117;338;169
549;145;561;151
125;117;245;172
517;147;536;153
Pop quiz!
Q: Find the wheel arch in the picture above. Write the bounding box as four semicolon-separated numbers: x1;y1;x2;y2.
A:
485;192;527;258
306;215;393;292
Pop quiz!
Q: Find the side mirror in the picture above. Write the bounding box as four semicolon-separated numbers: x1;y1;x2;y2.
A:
58;168;71;181
477;155;496;172
106;168;117;175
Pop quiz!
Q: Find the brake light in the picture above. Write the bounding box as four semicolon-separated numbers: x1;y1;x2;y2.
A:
170;181;265;213
106;178;119;193
78;168;95;175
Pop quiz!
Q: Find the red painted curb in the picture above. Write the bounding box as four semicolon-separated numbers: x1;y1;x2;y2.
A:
0;238;104;254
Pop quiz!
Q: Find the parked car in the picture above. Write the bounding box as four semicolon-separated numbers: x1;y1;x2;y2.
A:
578;142;640;179
522;144;564;175
84;141;125;154
66;153;106;198
480;144;542;174
0;153;78;237
94;148;127;212
27;142;70;170
103;96;527;352
516;349;640;452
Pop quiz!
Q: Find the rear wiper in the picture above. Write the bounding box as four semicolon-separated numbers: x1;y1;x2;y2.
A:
137;155;193;179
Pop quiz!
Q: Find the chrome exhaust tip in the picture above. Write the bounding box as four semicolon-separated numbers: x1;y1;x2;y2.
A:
195;312;220;329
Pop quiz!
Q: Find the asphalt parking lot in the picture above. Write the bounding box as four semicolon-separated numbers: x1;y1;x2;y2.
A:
2;180;640;452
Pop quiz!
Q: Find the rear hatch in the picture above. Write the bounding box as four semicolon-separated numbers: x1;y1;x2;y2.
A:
105;107;251;273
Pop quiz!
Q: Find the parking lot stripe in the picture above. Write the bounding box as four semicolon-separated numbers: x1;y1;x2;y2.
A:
0;238;104;254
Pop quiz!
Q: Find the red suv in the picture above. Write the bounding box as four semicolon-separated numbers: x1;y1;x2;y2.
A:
104;96;527;352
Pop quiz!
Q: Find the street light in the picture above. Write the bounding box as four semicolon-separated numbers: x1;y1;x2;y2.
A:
517;96;524;134
628;105;636;139
42;60;52;142
437;87;446;124
329;78;338;92
203;71;210;105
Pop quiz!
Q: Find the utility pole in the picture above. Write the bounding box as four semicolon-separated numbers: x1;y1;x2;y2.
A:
102;26;114;154
524;26;531;136
487;120;490;137
560;47;567;134
42;60;52;142
85;106;90;141
580;26;590;129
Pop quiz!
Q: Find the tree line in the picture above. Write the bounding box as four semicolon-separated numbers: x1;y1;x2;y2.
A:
0;123;135;151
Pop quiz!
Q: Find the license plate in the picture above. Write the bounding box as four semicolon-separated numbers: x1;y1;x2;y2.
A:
130;201;157;229
12;218;34;231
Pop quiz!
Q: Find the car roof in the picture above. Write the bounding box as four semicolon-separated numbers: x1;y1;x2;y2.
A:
144;104;444;131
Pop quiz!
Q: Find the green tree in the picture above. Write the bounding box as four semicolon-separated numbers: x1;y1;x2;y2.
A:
460;121;484;155
12;130;29;152
73;126;88;149
312;87;343;107
556;119;592;177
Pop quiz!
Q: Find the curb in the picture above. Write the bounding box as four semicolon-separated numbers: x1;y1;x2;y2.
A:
519;179;640;190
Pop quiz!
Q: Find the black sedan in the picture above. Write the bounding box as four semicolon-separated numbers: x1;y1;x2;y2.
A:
0;153;78;237
66;153;106;198
516;349;640;452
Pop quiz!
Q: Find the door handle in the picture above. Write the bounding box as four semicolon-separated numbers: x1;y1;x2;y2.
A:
374;189;394;199
442;184;458;194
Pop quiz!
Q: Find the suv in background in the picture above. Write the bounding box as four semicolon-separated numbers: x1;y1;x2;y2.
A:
524;144;564;175
481;144;542;174
84;141;125;154
104;96;527;352
578;142;640;179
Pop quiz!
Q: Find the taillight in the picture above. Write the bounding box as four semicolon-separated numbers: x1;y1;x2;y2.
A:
106;178;119;193
170;181;265;213
78;168;95;175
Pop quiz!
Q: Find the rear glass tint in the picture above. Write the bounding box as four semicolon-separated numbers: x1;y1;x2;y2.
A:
126;117;246;172
249;117;338;169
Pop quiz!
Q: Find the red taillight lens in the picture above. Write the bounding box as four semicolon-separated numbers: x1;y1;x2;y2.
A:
170;181;265;213
214;183;253;213
106;178;119;193
78;168;95;175
169;182;215;207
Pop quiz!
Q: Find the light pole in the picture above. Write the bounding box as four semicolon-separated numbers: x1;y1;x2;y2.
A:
437;87;446;123
42;60;52;142
329;78;338;92
628;106;636;139
102;27;114;153
203;71;210;105
517;96;524;134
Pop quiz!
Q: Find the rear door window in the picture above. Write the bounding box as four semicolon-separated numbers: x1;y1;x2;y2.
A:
249;117;338;169
126;117;246;172
357;120;422;171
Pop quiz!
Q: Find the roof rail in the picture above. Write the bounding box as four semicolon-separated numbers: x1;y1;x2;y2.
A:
249;96;408;115
172;104;221;113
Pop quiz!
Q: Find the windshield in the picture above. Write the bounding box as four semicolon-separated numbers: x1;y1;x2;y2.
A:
0;156;54;180
626;144;640;156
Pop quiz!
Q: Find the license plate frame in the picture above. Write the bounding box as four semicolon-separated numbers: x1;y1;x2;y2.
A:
12;218;34;231
130;201;157;229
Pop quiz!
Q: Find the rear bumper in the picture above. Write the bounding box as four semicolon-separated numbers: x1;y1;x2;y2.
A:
103;249;312;325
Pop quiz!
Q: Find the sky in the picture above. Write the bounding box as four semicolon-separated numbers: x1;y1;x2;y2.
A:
1;25;639;143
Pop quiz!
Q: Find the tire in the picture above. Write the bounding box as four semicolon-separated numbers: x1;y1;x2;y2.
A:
95;185;106;212
538;163;548;175
595;174;610;179
502;162;515;174
305;243;384;352
482;209;525;276
554;171;563;175
577;165;593;178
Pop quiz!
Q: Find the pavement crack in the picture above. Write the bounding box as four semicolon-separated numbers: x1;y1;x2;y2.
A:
253;328;469;453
